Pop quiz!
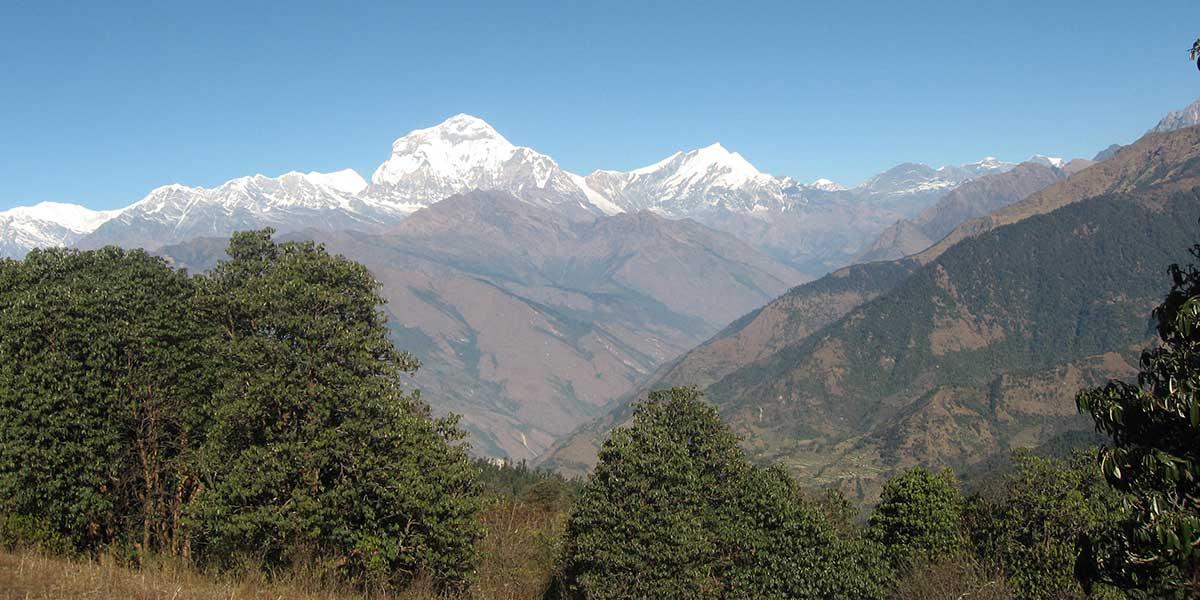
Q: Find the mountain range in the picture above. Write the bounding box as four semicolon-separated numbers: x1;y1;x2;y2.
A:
0;202;120;257
8;97;1200;474
160;191;804;460
540;123;1200;502
8;114;1033;280
855;161;1078;263
3;112;1060;461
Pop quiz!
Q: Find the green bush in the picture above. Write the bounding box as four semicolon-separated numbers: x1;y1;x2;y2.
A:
965;451;1119;600
556;387;891;599
0;233;484;592
868;466;965;570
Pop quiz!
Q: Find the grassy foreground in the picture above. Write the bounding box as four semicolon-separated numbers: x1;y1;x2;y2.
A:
0;495;565;600
0;548;403;600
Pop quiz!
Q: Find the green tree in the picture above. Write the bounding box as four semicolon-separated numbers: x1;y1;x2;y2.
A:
188;230;481;590
1077;241;1200;597
868;466;965;570
556;386;890;599
0;248;208;555
965;451;1120;600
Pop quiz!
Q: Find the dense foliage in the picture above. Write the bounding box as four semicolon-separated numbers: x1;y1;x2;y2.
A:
0;248;210;554
965;451;1123;600
476;459;581;514
6;218;1200;599
189;231;481;589
556;387;891;599
0;232;481;591
868;467;965;570
1078;240;1200;597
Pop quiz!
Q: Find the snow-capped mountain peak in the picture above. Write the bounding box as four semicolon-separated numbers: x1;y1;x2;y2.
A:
579;142;794;215
941;156;1014;178
304;169;367;195
673;143;769;188
365;114;598;214
371;113;517;187
625;143;770;189
0;201;124;258
860;157;1016;197
0;201;122;233
808;178;845;192
1028;154;1065;169
965;156;1005;169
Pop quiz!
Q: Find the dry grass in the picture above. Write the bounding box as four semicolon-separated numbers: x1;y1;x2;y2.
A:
0;549;415;600
892;556;1015;600
473;496;566;599
0;497;565;600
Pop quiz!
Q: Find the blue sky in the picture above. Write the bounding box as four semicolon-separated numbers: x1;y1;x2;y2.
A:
2;0;1198;210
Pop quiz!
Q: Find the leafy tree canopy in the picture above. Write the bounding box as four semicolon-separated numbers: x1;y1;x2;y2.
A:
189;230;481;589
557;386;890;599
1078;240;1200;597
868;466;965;570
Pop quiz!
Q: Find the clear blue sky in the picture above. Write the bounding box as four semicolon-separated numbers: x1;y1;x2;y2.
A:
2;0;1198;210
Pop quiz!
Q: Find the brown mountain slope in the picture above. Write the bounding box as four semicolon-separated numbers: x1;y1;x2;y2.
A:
538;259;918;476
540;126;1200;495
706;187;1196;501
917;126;1200;263
162;191;804;461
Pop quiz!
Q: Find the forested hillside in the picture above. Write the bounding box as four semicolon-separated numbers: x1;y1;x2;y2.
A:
540;258;918;475
713;190;1197;495
543;125;1200;498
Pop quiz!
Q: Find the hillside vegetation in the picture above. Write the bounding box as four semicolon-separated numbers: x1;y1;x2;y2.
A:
542;125;1200;499
5;212;1200;597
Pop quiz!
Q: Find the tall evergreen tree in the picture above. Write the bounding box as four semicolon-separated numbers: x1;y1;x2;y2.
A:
187;230;481;589
868;466;965;571
0;248;207;554
557;386;890;599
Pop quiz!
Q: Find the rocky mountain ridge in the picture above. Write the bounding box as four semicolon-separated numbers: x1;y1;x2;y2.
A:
160;190;805;460
540;123;1200;494
7;114;1030;272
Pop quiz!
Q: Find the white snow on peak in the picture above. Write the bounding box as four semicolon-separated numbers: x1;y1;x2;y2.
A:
629;151;685;176
939;156;1008;173
580;142;793;215
371;113;521;186
365;114;605;213
0;201;122;233
1029;154;1066;168
566;172;624;215
809;178;845;192
634;142;772;192
304;169;367;194
681;143;766;185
